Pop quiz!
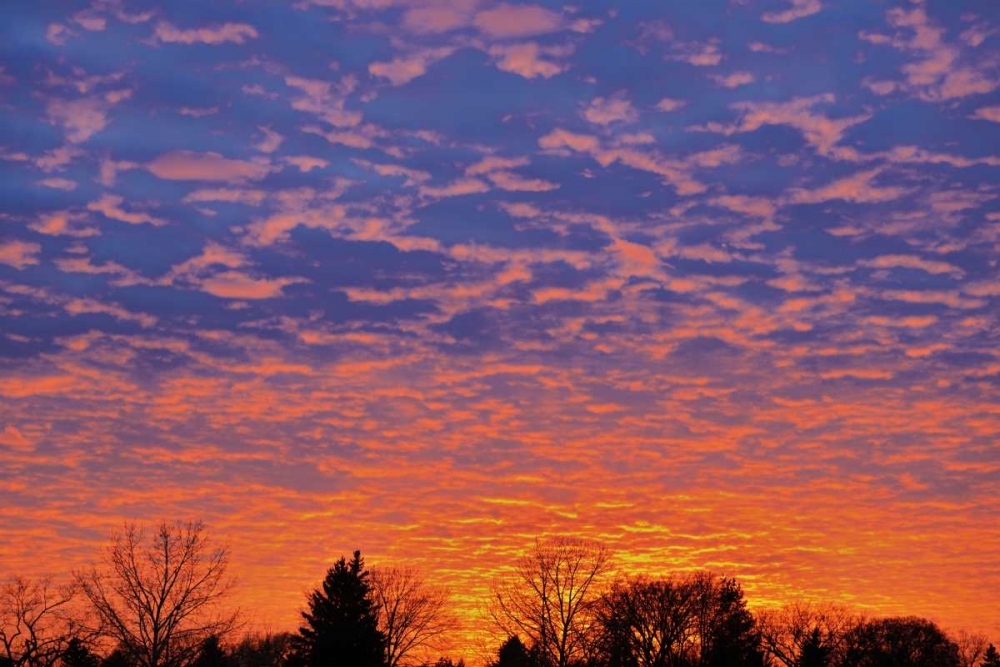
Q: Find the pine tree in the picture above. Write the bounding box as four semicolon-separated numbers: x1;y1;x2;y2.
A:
191;637;231;667
493;637;530;667
983;644;1000;667
797;627;831;667
705;577;765;667
62;639;99;667
293;551;384;667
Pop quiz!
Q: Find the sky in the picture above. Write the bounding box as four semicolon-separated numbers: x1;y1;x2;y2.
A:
1;0;999;654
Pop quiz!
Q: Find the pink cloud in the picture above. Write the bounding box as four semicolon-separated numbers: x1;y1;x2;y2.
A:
787;168;908;204
971;106;1000;123
36;177;77;191
538;128;601;153
473;4;564;39
147;151;270;182
582;95;638;125
183;188;267;206
198;271;302;299
284;156;330;173
402;5;473;34
655;98;686;112
29;211;97;238
153;21;258;45
45;94;130;143
487;171;559;192
488;42;568;79
693;94;869;156
369;48;455;86
87;194;167;226
762;0;822;24
0;240;42;269
419;177;490;198
255;126;284;153
861;254;963;276
712;71;755;88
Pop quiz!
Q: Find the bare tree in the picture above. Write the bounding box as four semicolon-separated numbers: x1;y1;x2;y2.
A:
955;630;990;667
369;566;453;667
595;575;702;667
489;537;611;667
77;521;238;667
0;577;83;667
757;602;858;667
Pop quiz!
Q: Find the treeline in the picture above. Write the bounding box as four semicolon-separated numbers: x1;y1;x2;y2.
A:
1;522;997;667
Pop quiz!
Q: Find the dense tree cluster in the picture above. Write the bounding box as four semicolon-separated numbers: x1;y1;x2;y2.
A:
2;524;996;667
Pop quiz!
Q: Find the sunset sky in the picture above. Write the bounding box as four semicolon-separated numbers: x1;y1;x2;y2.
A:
1;0;999;654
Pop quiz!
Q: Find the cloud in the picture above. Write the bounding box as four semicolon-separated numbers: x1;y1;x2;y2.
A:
182;188;267;206
153;21;259;45
971;106;1000;123
488;42;569;79
0;425;34;451
473;4;564;39
762;0;822;24
486;171;559;192
284;156;330;173
538;128;601;153
87;195;167;226
147;151;270;182
198;271;302;299
369;48;455;85
787;168;908;204
582;95;638;125
255;127;284;153
861;5;998;101
860;254;963;276
29;211;98;237
419;178;490;198
45;93;130;143
712;71;755;88
692;94;869;156
656;98;686;112
0;240;42;269
36;178;77;191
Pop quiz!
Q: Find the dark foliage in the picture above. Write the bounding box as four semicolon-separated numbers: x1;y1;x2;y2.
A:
841;617;959;667
61;640;99;667
796;628;831;667
292;551;384;667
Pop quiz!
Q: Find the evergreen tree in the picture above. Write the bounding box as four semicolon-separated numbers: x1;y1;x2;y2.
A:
983;644;1000;667
493;637;530;667
292;551;384;667
797;627;831;667
705;577;765;667
62;640;99;667
99;650;133;667
191;637;231;667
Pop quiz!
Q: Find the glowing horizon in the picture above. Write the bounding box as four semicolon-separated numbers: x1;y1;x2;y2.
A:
1;0;998;659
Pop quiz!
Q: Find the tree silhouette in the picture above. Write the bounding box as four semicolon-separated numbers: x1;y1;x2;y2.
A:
292;551;384;667
0;577;83;667
369;566;452;667
983;644;1000;667
230;633;294;667
490;538;611;667
491;637;536;667
757;603;855;667
702;577;764;667
61;639;99;667
98;649;133;667
841;617;959;667
795;628;830;667
190;637;231;667
77;522;237;667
